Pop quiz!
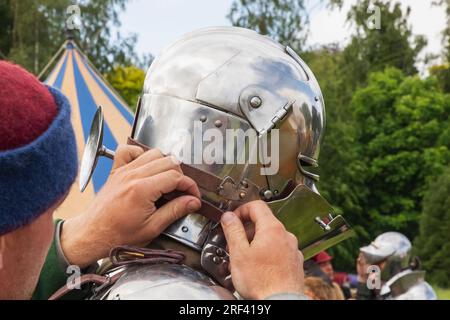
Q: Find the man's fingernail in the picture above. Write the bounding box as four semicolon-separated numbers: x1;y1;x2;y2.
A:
221;211;236;226
187;199;201;212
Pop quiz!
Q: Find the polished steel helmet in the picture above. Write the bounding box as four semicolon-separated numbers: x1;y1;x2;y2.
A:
129;26;353;287
81;26;353;297
360;232;412;281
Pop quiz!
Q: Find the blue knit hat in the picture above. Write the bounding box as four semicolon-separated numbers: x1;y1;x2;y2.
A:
0;61;78;235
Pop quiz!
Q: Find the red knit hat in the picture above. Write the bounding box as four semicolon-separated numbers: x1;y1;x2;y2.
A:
0;61;78;235
0;61;58;151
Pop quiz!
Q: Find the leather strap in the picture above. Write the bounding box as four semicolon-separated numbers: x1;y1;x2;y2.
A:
110;245;185;266
48;272;124;300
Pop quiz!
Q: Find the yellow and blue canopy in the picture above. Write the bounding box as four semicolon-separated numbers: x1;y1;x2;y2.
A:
44;41;134;219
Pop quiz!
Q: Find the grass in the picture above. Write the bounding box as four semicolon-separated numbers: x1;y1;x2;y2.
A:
434;287;450;300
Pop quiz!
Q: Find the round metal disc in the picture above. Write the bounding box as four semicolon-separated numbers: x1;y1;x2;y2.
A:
79;107;104;192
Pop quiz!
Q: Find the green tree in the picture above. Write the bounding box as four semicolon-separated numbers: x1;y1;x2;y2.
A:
75;0;143;73
228;0;309;51
0;0;13;59
1;0;144;75
415;167;450;287
342;0;426;91
429;0;450;93
106;65;146;111
351;68;450;238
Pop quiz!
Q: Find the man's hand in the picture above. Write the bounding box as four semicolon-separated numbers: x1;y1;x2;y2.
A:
61;145;201;268
220;200;304;300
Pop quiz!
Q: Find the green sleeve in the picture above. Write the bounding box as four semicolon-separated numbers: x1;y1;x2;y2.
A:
32;219;69;300
32;219;91;300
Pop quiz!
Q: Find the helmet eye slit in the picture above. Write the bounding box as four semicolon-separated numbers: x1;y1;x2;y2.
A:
297;154;320;181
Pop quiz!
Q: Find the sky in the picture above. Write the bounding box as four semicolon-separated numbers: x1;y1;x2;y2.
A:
118;0;448;71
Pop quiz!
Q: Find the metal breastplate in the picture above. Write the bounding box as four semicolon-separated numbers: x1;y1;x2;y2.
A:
380;269;437;300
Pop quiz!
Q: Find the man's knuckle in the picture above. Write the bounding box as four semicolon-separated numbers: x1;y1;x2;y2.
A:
168;169;182;179
127;181;142;197
272;221;286;233
151;149;164;158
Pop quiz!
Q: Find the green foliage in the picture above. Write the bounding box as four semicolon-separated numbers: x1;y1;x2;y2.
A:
106;65;146;111
415;167;450;287
431;0;450;93
434;287;450;300
1;0;145;75
351;68;450;238
430;64;450;93
0;0;13;59
228;0;309;51
75;0;144;73
342;0;426;90
3;0;69;73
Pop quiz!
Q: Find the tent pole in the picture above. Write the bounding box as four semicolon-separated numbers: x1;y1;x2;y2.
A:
38;40;69;80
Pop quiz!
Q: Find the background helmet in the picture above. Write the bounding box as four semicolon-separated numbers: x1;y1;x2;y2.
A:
360;231;412;281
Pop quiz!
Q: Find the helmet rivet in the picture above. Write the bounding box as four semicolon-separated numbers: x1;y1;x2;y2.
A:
241;181;249;188
212;256;221;264
200;115;207;122
216;248;225;257
263;190;274;200
239;192;246;199
315;96;319;102
250;96;262;108
214;120;223;128
182;226;189;233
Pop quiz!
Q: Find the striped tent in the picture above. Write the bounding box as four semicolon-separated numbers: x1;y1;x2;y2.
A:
42;40;134;219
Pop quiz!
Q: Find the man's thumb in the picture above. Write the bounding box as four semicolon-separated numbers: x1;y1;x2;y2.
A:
148;196;201;235
221;211;249;255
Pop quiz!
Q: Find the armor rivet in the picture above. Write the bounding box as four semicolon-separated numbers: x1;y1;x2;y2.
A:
239;192;246;199
315;96;319;102
212;256;221;264
214;120;223;128
263;190;273;200
250;96;262;108
182;226;189;233
216;248;225;257
200;115;207;122
241;181;249;188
